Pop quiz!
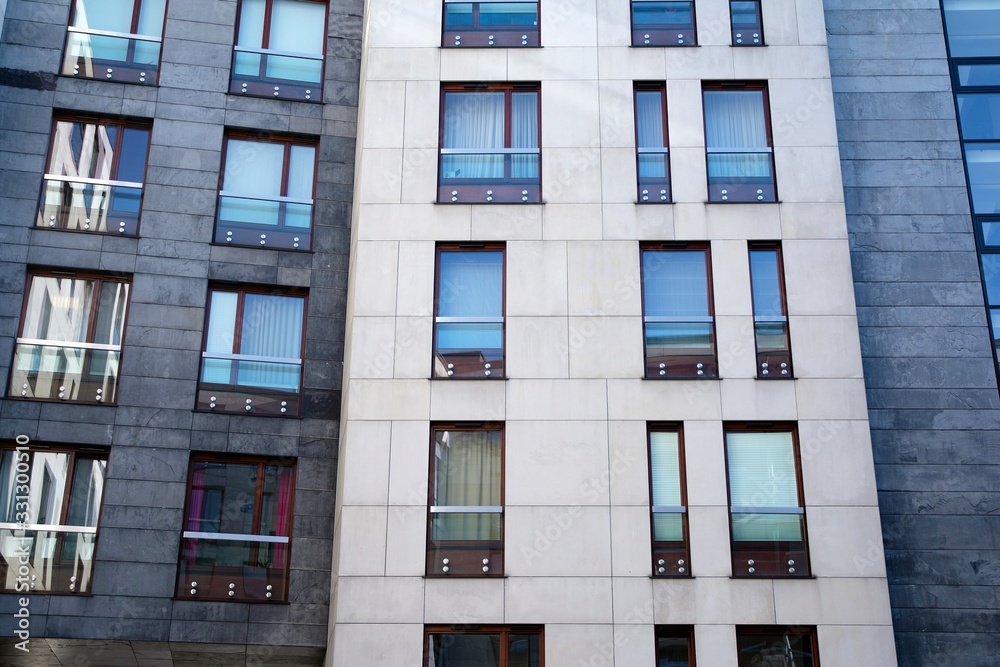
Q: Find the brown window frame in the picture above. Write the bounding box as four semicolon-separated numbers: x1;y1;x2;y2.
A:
442;0;541;48
0;442;109;595
195;284;308;417
736;626;820;667
62;0;167;84
640;242;719;379
724;423;811;578
631;0;697;47
215;131;318;251
648;423;690;577
635;82;672;203
8;269;131;405
424;625;543;666
656;626;696;666
230;0;328;101
748;242;793;379
175;452;296;602
730;0;764;46
433;243;506;379
702;81;777;203
38;114;152;236
438;83;542;204
426;422;505;577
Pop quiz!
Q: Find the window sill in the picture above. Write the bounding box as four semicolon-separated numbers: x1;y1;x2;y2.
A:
423;574;507;579
429;376;508;381
705;199;782;205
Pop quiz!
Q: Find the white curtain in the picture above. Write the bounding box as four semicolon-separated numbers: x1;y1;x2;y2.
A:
221;139;284;225
642;250;708;318
237;294;304;390
511;91;538;179
443;92;505;179
704;89;769;178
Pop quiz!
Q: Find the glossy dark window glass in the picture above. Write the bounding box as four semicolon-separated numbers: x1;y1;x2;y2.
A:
656;627;694;666
943;0;1000;58
426;626;541;666
958;93;1000;139
737;627;818;667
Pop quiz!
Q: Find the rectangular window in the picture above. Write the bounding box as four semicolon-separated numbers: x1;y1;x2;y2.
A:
216;133;316;250
433;244;505;379
725;424;810;577
0;444;108;594
196;286;306;416
37;117;151;236
231;0;327;101
8;271;130;404
443;0;540;47
703;82;776;202
439;83;541;204
649;425;689;576
641;243;717;379
655;627;695;666
737;627;819;667
631;1;696;47
62;0;166;84
635;83;671;203
176;454;295;601
749;243;792;378
425;626;541;666
730;1;763;45
427;424;503;576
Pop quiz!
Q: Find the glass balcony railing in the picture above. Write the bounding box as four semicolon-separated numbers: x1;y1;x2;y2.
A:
632;0;696;46
638;147;671;202
231;47;323;101
707;148;776;202
427;505;503;575
443;1;540;47
0;526;98;594
754;319;792;378
651;506;689;576
62;28;161;84
215;192;312;250
9;342;121;404
730;508;809;577
439;149;541;203
197;353;302;416
434;319;504;378
644;319;717;378
177;533;289;601
37;176;141;235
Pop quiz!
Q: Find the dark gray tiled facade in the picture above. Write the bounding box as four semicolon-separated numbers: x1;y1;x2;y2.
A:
825;1;1000;665
0;0;359;660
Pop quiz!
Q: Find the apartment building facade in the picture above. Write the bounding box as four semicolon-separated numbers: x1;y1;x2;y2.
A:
0;0;359;663
329;1;897;665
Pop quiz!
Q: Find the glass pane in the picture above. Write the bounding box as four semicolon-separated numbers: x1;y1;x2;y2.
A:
653;512;684;541
704;90;767;148
72;0;133;33
646;322;713;352
636;90;666;148
438;251;503;318
966;144;1000;214
270;0;325;55
440;153;504;179
258;465;294;536
707;152;772;179
187;461;258;534
238;0;267;48
431;512;502;541
117;127;150;183
731;1;761;27
509;634;540;667
981;221;1000;246
642;250;709;318
650;431;681;506
726;431;799;508
511;92;538;149
233;50;263;77
943;0;1000;58
749;248;782;317
430;634;501;667
0;528;98;593
218;195;282;226
633;2;694;28
638;153;669;180
433;429;501;507
436;322;503;351
958;94;1000;140
240;294;304;359
92;281;129;346
991;309;1000;369
263;51;323;84
480;3;538;27
177;536;289;599
223;139;285;196
233;358;301;391
958;64;1000;87
287;145;316;200
445;4;474;28
738;631;815;667
656;633;692;667
66;32;130;63
21;276;95;343
205;292;238;355
731;512;804;541
0;452;70;525
10;344;121;403
137;0;167;36
443;92;505;149
65;458;108;527
982;255;1000;306
48;121;116;181
755;321;790;357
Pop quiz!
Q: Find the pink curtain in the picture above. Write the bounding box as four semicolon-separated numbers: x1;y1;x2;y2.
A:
273;467;293;568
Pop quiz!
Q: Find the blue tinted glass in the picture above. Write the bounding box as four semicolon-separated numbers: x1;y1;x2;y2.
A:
943;0;1000;57
966;144;1000;214
982;255;1000;306
445;4;473;27
958;94;1000;139
750;249;782;317
438;251;503;318
982;221;1000;246
958;64;1000;87
117;127;149;183
633;2;693;27
642;250;709;318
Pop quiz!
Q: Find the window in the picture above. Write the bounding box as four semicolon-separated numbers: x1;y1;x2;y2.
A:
730;1;763;45
641;243;717;379
439;83;541;204
635;83;671;203
215;133;316;250
737;627;819;667
425;626;541;666
231;0;327;101
62;0;166;84
196;286;306;416
748;243;792;378
725;424;810;577
176;454;295;601
427;424;503;576
655;627;695;666
433;244;505;379
0;444;108;594
37;117;150;236
648;425;689;576
443;0;540;47
8;271;130;404
703;83;776;202
631;1;696;47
